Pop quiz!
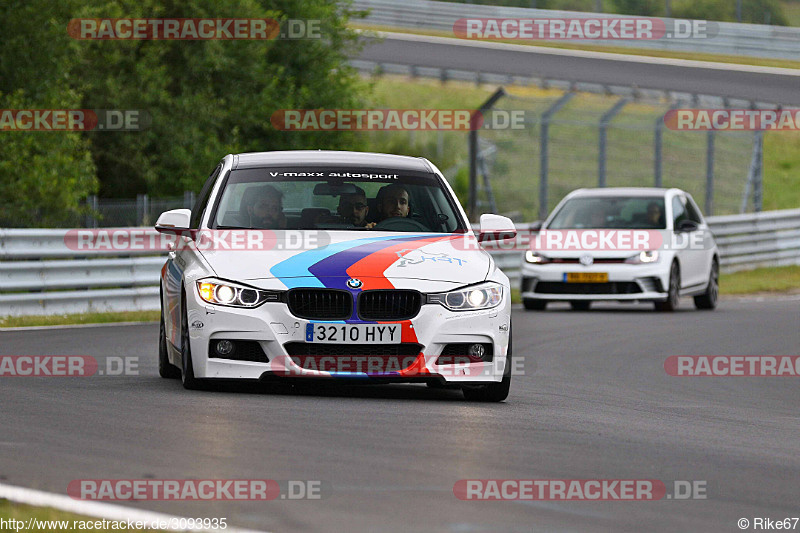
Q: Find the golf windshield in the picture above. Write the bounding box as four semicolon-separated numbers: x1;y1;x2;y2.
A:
548;196;667;230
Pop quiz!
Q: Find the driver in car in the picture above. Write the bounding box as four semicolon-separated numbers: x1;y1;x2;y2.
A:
365;184;410;229
377;184;409;218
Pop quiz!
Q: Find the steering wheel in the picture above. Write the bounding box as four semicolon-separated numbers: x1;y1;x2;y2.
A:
373;216;430;232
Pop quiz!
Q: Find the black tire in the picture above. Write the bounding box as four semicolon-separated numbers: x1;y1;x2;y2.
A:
158;306;181;379
654;262;680;312
694;259;719;310
180;292;204;390
569;301;591;311
462;329;512;403
523;299;547;311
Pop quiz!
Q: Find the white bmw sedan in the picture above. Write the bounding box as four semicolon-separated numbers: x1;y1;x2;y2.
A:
520;187;719;312
156;151;515;401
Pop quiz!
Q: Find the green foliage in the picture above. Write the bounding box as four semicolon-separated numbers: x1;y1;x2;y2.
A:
71;0;368;197
672;0;788;24
0;1;98;227
0;91;98;227
610;0;661;16
0;0;369;226
451;166;470;206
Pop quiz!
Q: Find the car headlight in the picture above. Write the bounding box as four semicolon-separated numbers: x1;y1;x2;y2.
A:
625;250;660;264
196;279;282;308
525;251;550;264
427;282;503;311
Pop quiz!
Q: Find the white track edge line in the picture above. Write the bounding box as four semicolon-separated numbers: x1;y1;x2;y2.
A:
0;482;270;533
0;321;158;332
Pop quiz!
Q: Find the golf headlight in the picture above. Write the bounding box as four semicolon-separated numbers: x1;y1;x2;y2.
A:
196;279;280;308
625;250;660;264
525;251;550;264
428;282;503;311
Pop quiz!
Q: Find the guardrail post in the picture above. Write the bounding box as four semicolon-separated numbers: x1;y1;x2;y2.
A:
539;92;575;220
598;98;630;188
705;131;715;215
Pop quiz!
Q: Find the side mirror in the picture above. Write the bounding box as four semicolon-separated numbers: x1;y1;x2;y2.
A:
676;219;699;233
478;214;517;242
155;209;192;234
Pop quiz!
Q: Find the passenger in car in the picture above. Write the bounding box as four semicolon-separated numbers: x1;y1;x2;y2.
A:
247;185;287;229
337;186;370;227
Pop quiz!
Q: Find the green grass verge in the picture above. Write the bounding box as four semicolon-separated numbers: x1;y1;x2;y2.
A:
510;265;800;303
720;265;800;294
0;499;168;532
0;310;159;328
781;0;800;26
355;25;800;70
366;76;800;218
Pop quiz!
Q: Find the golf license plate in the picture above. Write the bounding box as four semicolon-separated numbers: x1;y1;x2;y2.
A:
564;272;609;283
305;323;400;344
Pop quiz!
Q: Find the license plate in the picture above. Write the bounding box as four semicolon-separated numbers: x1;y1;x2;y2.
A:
305;323;400;344
564;272;609;283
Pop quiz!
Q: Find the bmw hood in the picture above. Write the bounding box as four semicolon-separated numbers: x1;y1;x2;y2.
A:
198;231;491;291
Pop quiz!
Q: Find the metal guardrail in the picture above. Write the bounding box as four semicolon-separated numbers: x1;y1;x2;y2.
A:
708;208;800;272
1;211;798;316
353;0;800;60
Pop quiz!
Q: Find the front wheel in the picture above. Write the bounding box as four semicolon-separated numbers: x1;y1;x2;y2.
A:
180;292;204;390
462;330;512;403
159;308;181;379
694;260;719;310
654;262;680;312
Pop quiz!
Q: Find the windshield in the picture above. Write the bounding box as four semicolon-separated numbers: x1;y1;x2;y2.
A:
547;196;667;229
211;167;466;233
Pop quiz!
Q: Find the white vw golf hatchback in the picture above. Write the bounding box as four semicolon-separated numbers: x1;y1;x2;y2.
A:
520;187;719;312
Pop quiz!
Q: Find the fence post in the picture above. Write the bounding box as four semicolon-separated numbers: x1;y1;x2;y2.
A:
705;131;715;215
468;87;506;221
654;119;663;188
654;103;677;188
741;130;763;213
754;130;763;212
598;98;630;188
85;195;99;228
539;92;575;220
136;194;144;227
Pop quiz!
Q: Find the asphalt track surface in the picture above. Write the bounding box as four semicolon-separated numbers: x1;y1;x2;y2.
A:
356;34;800;106
2;296;799;532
